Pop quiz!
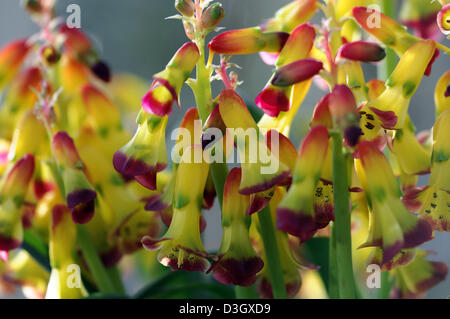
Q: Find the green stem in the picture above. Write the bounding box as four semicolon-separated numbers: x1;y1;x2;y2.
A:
77;225;115;294
22;230;51;272
257;206;287;299
377;272;394;299
331;132;355;299
106;265;125;294
328;224;339;298
234;285;259;299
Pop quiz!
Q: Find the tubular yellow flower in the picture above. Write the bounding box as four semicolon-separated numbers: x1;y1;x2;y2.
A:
142;146;210;272
365;40;437;130
262;0;318;33
277;126;330;242
434;71;450;116
52;132;97;224
337;61;368;106
0;39;30;91
218;89;289;195
142;42;200;116
113;112;168;190
404;110;450;232
208;27;289;55
46;205;88;299
0;154;35;251
209;168;263;286
59;54;91;96
356;141;432;264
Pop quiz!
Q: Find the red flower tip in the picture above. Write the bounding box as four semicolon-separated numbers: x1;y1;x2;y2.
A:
271;58;322;87
52;131;81;168
338;41;386;62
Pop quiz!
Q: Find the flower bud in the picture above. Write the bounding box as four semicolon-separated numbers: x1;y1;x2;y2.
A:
202;3;225;29
209;27;289;55
271;59;322;87
40;45;60;66
142;42;200;116
175;0;194;17
0;39;30;91
338;41;386;62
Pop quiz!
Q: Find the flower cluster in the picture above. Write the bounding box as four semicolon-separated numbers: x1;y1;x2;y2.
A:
0;0;448;299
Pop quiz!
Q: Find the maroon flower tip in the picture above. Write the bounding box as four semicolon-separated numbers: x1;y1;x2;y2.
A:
382;240;404;265
276;208;317;242
257;276;301;299
338;41;386;62
144;194;169;211
314;203;334;229
135;168;157;190
246;194;271;215
90;60;111;82
164;255;209;272
100;246;123;268
255;86;290;117
369;107;398;129
113;150;153;177
402;219;433;249
71;199;95;224
416;261;448;292
51;204;69;230
0;235;21;251
33;180;53;200
212;256;264;286
66;189;97;210
238;170;290;195
202;188;216;210
424;49;440;76
271;58;323;87
141;236;168;251
344;125;363;147
445;84;450;98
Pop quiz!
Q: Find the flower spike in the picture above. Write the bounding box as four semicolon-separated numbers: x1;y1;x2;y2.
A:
142;42;200;116
277;126;330;241
218;89;289;195
210;168;263;286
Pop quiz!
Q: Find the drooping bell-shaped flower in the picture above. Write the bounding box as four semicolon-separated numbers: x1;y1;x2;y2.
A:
434;71;450;116
208;27;289;55
390;250;447;298
46;205;88;299
255;24;319;117
390;116;431;175
356;141;432;264
403;110;450;232
209;168;263;286
364;40;437;131
81;84;123;139
0;39;30;91
142;145;210;272
113;111;168;190
261;0;318;33
142;42;200;116
277;126;330;242
329;85;362;147
52;131;97;224
0;154;35;251
8;111;49;161
255;187;302;298
218;89;289;195
59;54;91;96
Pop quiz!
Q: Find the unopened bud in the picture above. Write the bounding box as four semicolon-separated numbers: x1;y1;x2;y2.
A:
338;41;386;62
202;3;225;29
175;0;195;17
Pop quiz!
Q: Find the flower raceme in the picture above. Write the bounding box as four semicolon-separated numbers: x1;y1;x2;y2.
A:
51;132;97;224
277;126;331;242
210;168;264;286
142;145;210;272
0;154;35;252
142;42;200;116
356;141;432;264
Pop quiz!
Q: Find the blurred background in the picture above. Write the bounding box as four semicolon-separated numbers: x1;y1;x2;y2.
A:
0;0;448;298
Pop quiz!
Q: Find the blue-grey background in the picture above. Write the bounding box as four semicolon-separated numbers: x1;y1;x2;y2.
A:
0;0;448;298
